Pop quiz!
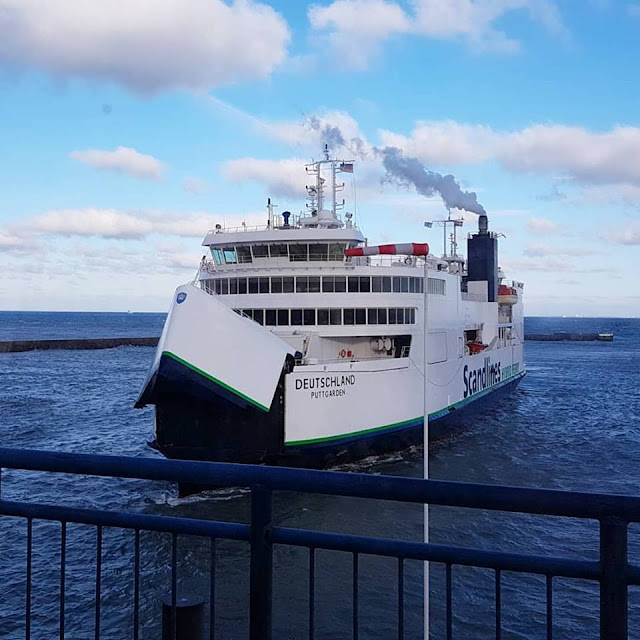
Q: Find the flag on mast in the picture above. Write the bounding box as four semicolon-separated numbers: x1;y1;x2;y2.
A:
340;162;354;173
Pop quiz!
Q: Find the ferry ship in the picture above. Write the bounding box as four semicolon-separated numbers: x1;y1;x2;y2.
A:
136;150;525;467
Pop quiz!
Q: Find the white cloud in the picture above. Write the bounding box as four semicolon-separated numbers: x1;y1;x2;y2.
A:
0;0;290;93
308;0;566;68
30;209;154;239
602;225;640;245
222;157;309;198
70;146;164;180
523;243;594;257
0;229;23;250
12;208;268;241
309;0;410;69
183;177;210;195
379;121;494;164
527;217;558;235
496;125;640;184
380;121;640;187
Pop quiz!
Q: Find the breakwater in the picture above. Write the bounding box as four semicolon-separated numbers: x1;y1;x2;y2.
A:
0;337;159;352
524;332;613;342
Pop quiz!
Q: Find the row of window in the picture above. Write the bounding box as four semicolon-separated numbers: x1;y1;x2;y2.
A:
203;276;446;296
212;243;353;265
236;307;417;327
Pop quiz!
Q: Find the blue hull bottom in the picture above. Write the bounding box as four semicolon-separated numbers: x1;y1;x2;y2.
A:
150;352;525;470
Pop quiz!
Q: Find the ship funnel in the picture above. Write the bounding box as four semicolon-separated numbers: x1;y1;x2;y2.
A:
282;211;291;228
467;212;498;302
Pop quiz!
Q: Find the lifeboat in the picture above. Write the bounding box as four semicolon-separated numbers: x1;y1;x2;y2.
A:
498;284;518;305
468;341;488;354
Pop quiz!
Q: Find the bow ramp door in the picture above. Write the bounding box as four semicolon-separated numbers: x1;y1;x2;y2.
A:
136;285;294;412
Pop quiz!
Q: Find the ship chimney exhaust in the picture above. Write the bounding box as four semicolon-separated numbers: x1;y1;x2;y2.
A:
467;212;498;302
478;213;488;236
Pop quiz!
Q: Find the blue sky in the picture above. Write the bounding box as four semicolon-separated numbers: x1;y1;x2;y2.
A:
0;0;639;316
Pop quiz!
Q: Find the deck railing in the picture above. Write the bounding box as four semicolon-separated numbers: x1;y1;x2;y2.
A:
0;447;637;639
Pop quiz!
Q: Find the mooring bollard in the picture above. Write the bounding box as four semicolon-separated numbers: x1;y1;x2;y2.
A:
161;596;205;640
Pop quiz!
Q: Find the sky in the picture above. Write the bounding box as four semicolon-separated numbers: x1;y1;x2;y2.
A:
0;0;639;316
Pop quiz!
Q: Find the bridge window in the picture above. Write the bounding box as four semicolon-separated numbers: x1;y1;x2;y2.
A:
222;247;237;264
368;308;378;324
229;279;238;294
356;309;366;325
348;277;359;293
317;309;329;325
252;245;269;259
237;246;252;264
291;309;303;326
265;309;276;326
277;309;289;326
249;278;259;294
309;244;328;261
309;276;321;293
378;308;388;324
330;309;342;325
270;244;288;258
322;276;334;293
372;276;382;292
289;244;308;262
220;279;229;295
383;276;392;292
344;309;354;325
212;248;224;264
329;243;346;261
296;276;308;293
334;276;346;292
303;309;316;325
253;309;264;325
238;278;247;294
360;277;371;293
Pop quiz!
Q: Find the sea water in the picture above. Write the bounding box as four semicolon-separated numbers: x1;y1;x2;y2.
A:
0;312;639;639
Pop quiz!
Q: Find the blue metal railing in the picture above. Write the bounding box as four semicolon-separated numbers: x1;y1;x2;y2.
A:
0;447;637;639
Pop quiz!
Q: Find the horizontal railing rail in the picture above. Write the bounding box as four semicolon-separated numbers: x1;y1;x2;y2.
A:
0;447;635;640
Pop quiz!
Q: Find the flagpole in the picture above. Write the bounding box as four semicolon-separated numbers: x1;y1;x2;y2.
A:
423;233;430;640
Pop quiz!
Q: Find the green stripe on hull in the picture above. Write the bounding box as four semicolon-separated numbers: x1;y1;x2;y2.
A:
162;351;270;412
285;370;525;447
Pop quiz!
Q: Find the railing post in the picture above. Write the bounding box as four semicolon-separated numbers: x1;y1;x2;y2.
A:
250;485;272;640
600;517;628;640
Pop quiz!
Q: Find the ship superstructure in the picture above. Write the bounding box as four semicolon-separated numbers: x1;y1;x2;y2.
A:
136;150;525;466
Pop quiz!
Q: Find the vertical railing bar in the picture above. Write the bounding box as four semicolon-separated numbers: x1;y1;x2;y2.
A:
599;517;628;640
309;547;315;640
210;537;216;640
60;521;67;640
95;525;102;640
495;569;501;640
397;557;404;640
446;563;452;640
171;532;178;640
249;485;273;640
26;517;33;640
133;529;140;640
352;552;359;640
546;575;553;640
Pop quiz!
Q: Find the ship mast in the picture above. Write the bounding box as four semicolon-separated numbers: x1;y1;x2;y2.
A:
305;144;350;219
